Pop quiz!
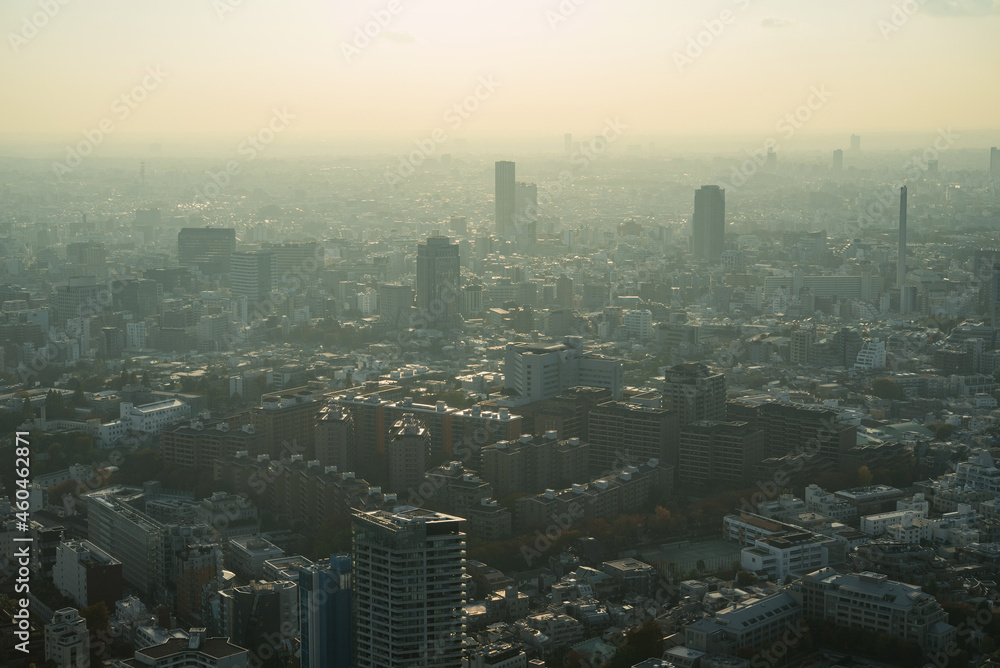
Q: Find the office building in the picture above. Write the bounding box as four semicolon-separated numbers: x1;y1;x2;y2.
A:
300;555;354;668
762;274;877;301
790;329;814;365
85;487;166;597
226;536;284;580
178;228;236;275
53;276;111;325
218;580;297;662
692;185;725;261
556;273;574;308
795;569;955;651
515;181;538;221
741;530;833;580
121;278;159;317
503;336;623;404
66;241;106;276
416;235;461;326
850;133;861;152
174;544;223;623
53;540;123;609
832;148;843;172
495;161;516;237
660;362;726;426
377;283;414;328
230;250;275;302
353;508;467;668
991;146;999;181
623;309;653;340
898;186;907;291
45;608;90;668
264;241;322;278
459;282;483;317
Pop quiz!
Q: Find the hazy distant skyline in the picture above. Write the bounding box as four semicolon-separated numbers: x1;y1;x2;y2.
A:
3;0;999;147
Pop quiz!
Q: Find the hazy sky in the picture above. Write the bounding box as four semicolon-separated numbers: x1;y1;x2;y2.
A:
2;0;999;146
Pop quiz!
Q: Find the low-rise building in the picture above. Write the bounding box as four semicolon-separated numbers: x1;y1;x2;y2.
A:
741;531;832;581
117;628;248;667
794;568;955;651
683;591;802;656
226;536;283;580
45;608;90;668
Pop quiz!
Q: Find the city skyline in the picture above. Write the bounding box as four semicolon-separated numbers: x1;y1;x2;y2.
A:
4;2;1000;667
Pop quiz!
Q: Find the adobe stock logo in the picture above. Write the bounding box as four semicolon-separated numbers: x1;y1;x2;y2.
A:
672;0;752;72
340;0;404;63
8;0;72;52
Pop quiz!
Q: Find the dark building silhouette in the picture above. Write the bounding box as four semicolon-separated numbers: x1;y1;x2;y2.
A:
692;185;725;261
178;228;236;275
495;161;516;237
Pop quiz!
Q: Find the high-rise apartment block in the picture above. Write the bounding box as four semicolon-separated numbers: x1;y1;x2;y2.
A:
353;508;467;668
299;555;354;668
588;401;678;474
678;421;765;487
660;362;726;426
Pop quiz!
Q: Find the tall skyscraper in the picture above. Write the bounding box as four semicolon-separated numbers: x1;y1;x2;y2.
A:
850;134;861;152
495;161;516;237
832;149;843;172
692;185;726;261
556;273;574;308
515;181;538;222
898;186;907;292
230;250;275;302
353;508;467;668
991;147;1000;181
300;555;353;668
991;264;1000;329
416;235;460;326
